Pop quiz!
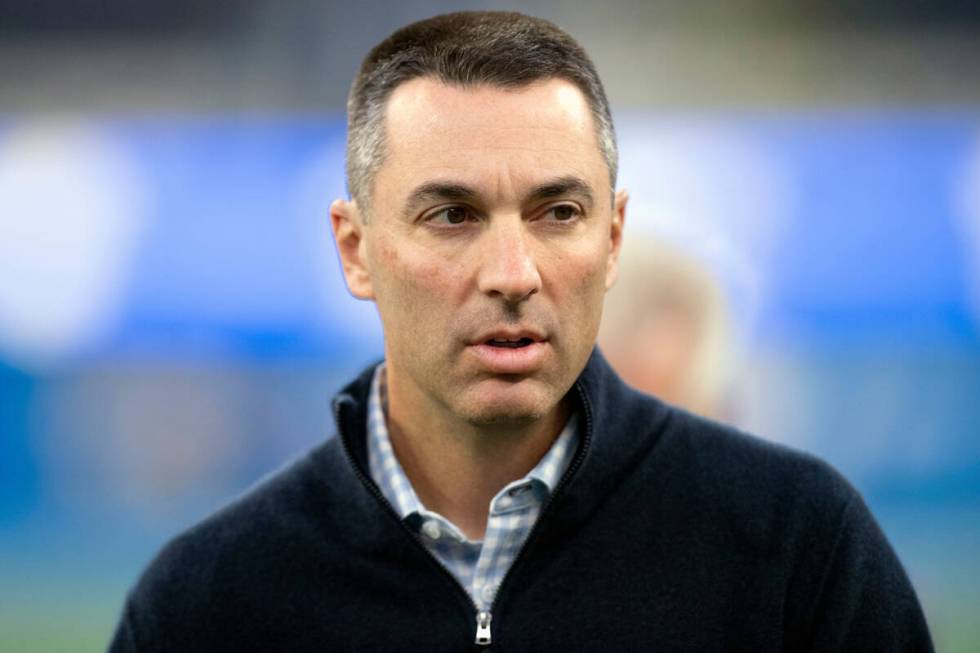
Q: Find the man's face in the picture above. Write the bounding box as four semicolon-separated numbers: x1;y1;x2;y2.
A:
333;77;625;425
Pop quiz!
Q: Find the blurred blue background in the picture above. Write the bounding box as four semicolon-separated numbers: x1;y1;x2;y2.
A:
1;1;979;651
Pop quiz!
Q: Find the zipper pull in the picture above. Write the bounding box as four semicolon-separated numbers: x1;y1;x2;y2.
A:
475;611;492;646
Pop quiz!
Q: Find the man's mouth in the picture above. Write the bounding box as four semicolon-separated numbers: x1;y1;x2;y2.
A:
485;337;535;349
469;331;548;373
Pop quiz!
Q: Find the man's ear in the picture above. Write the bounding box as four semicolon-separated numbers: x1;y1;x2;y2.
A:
330;198;374;300
605;188;628;290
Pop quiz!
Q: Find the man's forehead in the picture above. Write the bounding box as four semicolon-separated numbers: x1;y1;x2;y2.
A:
383;76;597;148
375;76;609;204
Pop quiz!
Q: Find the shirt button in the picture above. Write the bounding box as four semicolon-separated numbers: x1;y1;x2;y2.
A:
421;520;441;540
481;583;497;603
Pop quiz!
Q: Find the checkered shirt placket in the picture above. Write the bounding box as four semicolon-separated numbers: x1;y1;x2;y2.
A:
366;364;578;611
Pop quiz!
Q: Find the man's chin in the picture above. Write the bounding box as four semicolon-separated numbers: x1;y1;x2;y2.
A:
463;406;545;427
451;380;559;426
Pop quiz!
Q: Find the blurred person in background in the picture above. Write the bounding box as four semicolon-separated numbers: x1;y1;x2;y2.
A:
110;10;932;652
599;238;734;421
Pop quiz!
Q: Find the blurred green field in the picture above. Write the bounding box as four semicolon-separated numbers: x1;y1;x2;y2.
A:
0;586;119;653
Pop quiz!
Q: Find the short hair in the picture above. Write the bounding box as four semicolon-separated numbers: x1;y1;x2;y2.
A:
346;11;618;216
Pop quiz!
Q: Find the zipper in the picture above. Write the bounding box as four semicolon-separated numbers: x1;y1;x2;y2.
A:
481;380;595;642
332;376;594;649
332;398;483;640
474;611;492;645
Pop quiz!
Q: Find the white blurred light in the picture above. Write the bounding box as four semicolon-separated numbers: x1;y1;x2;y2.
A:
616;118;795;335
0;121;146;371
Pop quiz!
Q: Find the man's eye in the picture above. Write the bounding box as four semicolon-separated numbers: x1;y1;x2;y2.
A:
547;205;581;221
427;206;472;225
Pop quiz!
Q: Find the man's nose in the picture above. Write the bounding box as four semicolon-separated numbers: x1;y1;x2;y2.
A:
475;220;542;303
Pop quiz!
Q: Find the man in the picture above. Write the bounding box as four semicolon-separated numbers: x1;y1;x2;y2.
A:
111;11;933;652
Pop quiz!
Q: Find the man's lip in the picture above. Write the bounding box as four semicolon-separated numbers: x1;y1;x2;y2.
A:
467;339;548;373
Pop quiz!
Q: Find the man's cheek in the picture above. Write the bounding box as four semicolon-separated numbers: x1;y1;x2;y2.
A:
376;245;446;307
561;251;608;298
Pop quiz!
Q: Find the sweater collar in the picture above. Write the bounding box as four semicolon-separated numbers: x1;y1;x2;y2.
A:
331;347;671;535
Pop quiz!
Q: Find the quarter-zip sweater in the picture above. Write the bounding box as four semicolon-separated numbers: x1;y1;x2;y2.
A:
110;350;933;652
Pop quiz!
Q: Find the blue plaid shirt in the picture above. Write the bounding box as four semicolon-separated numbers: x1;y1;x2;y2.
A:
366;364;578;611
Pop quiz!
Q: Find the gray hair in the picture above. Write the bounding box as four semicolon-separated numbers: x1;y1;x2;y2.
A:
345;11;618;217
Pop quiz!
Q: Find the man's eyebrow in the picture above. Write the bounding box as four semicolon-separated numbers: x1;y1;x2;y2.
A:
401;176;598;218
403;182;478;218
527;176;595;209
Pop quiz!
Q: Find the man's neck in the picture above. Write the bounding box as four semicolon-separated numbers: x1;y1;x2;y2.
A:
384;371;569;541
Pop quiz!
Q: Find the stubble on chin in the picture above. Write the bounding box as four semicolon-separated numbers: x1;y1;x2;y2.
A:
442;368;573;431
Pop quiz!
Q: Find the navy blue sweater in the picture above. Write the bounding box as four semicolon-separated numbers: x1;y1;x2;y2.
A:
110;350;933;652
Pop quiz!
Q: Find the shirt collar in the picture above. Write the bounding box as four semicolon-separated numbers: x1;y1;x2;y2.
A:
366;364;425;519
